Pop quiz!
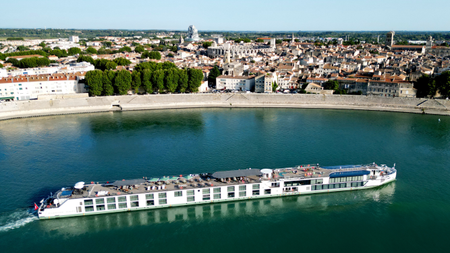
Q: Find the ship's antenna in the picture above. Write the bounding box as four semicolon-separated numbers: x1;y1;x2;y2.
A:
393;163;396;168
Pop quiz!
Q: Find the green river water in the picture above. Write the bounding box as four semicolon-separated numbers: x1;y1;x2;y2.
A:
0;108;449;253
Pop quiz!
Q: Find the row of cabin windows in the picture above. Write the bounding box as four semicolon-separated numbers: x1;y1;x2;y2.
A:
84;184;263;211
329;176;363;183
312;182;365;191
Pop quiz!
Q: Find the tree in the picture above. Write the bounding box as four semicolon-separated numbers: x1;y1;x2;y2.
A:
208;66;221;87
0;63;3;68
187;68;203;92
85;70;104;96
102;70;115;96
142;51;161;60
272;81;278;92
119;46;132;53
17;45;29;51
113;57;131;66
131;70;141;93
151;70;165;93
323;80;339;90
178;69;189;92
105;61;117;71
5;58;19;66
164;69;178;93
77;55;95;65
134;46;145;53
114;70;132;95
102;41;112;48
68;47;81;55
255;39;264;43
39;42;46;48
414;74;434;98
435;71;450;98
161;61;176;69
202;42;212;49
86;47;97;54
142;69;153;93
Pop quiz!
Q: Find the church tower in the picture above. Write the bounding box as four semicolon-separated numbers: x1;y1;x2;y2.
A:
386;31;395;47
179;35;184;44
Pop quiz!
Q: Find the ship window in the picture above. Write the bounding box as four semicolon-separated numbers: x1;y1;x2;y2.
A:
239;191;246;197
96;205;105;211
202;189;210;194
174;191;183;197
239;185;246;191
84;199;93;205
252;190;260;196
228;192;235;198
187;190;194;196
340;183;346;188
227;186;235;192
107;197;116;203
187;196;195;202
265;189;271;194
147;200;155;206
253;184;260;189
213;187;221;193
146;194;154;200
159;199;167;205
159;193;167;198
95;199;104;205
271;182;280;187
118;196;127;209
130;201;139;207
85;206;94;212
203;195;210;200
214;193;221;199
108;204;116;210
130;195;138;201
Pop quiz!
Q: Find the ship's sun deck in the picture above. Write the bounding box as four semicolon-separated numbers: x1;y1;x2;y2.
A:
55;164;384;201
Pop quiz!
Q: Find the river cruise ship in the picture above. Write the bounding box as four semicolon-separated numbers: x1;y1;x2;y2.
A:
37;163;397;219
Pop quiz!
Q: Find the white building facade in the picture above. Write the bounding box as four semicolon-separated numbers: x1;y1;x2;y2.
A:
0;74;87;101
216;75;255;91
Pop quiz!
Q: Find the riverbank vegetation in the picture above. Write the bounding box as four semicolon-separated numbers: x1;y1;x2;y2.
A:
414;71;450;98
84;61;203;96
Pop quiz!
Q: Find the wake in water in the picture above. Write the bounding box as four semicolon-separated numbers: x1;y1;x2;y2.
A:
0;208;38;232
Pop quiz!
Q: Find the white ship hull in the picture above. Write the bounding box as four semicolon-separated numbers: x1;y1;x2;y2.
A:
38;165;397;220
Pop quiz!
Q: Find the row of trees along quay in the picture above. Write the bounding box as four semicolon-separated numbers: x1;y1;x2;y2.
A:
415;71;450;98
84;61;204;96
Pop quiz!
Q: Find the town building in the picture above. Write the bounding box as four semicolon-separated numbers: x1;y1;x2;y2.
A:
0;73;88;101
207;39;275;59
216;75;255;91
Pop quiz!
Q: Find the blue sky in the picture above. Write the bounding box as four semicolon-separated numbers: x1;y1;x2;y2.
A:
2;0;449;31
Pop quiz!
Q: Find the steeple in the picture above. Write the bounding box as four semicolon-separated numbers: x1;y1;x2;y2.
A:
291;33;295;44
225;50;230;63
179;35;184;44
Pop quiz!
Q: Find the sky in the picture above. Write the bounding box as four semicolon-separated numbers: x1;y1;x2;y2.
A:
2;0;449;31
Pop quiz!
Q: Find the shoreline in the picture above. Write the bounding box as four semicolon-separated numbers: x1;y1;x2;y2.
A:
1;93;449;121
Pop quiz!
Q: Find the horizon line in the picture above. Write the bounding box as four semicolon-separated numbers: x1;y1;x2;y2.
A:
1;28;450;33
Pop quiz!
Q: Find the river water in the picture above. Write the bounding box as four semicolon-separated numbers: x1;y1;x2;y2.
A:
0;108;449;252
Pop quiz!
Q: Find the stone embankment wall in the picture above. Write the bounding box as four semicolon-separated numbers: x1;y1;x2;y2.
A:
1;93;449;121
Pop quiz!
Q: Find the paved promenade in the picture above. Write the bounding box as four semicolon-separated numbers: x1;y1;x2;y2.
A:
1;93;449;121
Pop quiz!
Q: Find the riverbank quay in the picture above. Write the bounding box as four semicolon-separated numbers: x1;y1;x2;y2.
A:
1;93;449;121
